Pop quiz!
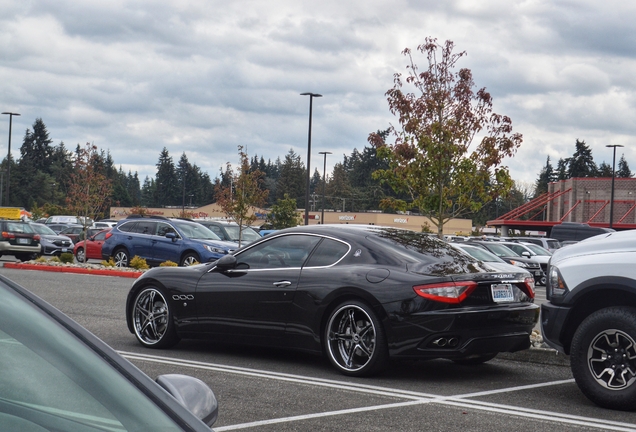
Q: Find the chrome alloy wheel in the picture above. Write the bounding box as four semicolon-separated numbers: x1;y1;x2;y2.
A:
587;329;636;390
133;288;170;346
326;304;377;373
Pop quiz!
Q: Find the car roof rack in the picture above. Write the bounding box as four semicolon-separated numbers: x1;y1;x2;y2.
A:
125;214;169;220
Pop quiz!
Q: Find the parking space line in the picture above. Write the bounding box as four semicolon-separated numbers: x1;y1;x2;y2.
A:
120;351;636;431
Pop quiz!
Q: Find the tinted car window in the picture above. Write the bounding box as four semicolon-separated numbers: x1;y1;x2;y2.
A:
305;238;350;267
156;222;177;237
6;222;35;234
133;221;157;235
237;235;321;269
117;222;137;233
173;221;222;240
367;228;483;275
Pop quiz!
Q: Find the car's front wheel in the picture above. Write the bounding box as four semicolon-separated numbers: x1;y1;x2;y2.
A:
180;253;200;266
324;300;388;377
75;248;86;263
571;307;636;410
131;287;180;348
113;248;130;267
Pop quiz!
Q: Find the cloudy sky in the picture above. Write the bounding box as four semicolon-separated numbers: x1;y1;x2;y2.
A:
1;0;635;190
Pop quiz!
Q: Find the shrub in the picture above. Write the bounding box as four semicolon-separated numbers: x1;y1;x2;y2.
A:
129;255;149;270
35;256;49;263
160;260;178;267
59;253;74;264
101;258;116;267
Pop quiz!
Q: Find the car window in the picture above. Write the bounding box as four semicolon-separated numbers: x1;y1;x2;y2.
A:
173;221;223;240
30;224;57;235
156;222;178;237
207;225;225;238
305;238;350;267
484;243;520;257
94;231;109;241
6;222;35;234
118;222;137;233
133;221;157;235
223;225;261;242
236;235;321;269
0;284;183;430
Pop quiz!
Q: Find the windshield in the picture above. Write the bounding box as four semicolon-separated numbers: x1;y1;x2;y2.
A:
457;245;505;263
367;228;485;275
30;224;57;235
483;243;519;257
523;243;551;256
223;225;261;242
0;280;182;430
173;221;223;240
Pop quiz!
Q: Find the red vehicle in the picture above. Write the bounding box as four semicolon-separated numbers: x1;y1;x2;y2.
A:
74;229;111;263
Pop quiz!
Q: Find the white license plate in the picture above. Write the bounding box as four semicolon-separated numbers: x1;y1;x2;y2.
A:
17;238;29;245
534;271;542;276
491;283;514;303
61;248;69;253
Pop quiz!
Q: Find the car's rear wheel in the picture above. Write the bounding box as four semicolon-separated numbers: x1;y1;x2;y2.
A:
131;287;180;348
324;300;388;377
113;248;130;267
75;247;86;263
180;253;200;266
571;307;636;410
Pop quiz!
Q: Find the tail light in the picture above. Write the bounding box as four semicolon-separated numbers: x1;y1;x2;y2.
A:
2;232;15;239
522;276;535;299
33;234;40;241
413;281;478;304
105;232;113;240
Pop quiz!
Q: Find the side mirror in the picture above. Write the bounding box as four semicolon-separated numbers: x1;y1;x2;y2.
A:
166;232;177;242
214;254;237;270
521;251;531;257
155;374;218;427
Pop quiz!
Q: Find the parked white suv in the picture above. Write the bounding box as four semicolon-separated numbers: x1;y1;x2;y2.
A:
541;230;636;410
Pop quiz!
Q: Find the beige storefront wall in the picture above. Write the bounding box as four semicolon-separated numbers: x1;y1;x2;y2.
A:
109;206;472;235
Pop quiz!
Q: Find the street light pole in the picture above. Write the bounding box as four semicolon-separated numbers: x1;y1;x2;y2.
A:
300;92;322;225
606;144;624;229
318;151;331;224
2;112;20;206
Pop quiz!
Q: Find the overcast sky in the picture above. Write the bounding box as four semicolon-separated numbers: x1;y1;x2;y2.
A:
1;0;635;190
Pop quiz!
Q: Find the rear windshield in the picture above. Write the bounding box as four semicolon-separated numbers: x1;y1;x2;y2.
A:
366;228;483;275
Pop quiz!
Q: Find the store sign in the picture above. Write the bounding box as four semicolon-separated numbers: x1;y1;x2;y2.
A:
393;218;408;224
339;215;356;221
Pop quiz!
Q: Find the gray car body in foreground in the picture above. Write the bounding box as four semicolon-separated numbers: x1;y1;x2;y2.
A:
0;274;218;430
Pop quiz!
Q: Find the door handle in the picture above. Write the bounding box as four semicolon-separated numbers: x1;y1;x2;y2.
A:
273;281;292;287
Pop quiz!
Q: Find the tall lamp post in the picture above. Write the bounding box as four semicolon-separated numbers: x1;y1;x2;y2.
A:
300;92;322;225
2;112;20;206
606;144;624;229
318;151;331;224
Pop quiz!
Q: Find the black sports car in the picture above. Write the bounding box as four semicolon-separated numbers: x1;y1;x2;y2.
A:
126;225;539;376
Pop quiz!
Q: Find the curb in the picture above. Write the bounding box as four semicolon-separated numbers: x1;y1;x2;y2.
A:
3;262;143;279
499;347;570;366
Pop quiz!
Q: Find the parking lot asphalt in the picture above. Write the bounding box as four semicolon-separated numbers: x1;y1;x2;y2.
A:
0;260;566;367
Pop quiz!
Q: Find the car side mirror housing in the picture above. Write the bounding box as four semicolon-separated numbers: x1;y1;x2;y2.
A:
155;374;218;427
214;254;237;270
521;251;531;257
166;232;177;242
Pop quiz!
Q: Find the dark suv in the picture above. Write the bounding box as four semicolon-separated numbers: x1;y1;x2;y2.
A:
542;229;636;410
101;216;238;267
0;219;41;261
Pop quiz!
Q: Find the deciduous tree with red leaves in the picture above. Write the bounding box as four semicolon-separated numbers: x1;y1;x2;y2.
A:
370;37;523;237
66;143;113;247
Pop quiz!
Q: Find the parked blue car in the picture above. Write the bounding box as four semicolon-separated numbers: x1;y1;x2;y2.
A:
102;216;238;267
